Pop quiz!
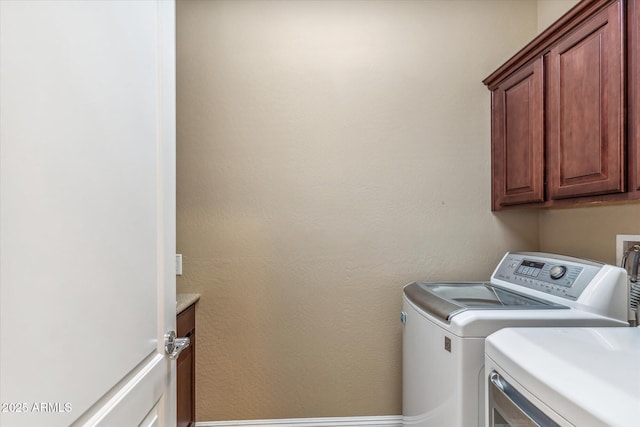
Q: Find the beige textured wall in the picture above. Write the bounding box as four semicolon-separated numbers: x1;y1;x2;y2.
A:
537;0;579;32
539;205;640;265
176;0;539;421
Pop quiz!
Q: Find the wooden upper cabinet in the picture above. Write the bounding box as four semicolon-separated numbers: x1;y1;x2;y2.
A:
631;0;640;192
546;0;624;200
483;0;636;210
492;58;544;209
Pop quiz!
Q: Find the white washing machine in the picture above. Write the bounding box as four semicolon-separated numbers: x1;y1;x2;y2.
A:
401;252;630;427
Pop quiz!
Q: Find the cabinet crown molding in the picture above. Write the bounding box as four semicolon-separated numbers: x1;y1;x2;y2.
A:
483;0;619;90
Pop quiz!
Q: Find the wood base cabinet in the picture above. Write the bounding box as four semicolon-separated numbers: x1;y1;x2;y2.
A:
484;0;638;210
177;304;196;427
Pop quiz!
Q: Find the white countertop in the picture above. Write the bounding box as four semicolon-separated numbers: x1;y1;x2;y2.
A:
486;327;640;427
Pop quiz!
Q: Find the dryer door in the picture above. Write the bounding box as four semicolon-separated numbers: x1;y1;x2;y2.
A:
488;371;560;427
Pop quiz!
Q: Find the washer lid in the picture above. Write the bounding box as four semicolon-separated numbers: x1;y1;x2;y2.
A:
404;282;567;322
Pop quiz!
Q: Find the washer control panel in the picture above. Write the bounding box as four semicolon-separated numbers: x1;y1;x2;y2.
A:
492;252;601;301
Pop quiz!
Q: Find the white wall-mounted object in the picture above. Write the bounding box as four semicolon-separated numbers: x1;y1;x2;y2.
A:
616;234;640;267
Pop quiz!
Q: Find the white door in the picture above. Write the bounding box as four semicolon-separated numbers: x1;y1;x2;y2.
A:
0;1;177;426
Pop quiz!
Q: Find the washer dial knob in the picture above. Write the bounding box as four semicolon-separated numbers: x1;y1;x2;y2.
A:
549;265;567;280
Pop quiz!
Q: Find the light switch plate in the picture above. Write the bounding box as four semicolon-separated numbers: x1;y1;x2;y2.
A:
176;254;183;276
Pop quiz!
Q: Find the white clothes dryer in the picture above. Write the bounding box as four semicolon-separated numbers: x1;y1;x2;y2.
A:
401;252;630;427
485;327;640;427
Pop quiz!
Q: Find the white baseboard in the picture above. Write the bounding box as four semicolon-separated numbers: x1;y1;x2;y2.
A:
196;415;402;427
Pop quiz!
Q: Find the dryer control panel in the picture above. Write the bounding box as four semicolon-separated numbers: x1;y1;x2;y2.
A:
492;252;600;301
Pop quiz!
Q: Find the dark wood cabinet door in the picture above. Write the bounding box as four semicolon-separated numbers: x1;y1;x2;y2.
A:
491;57;544;210
177;305;196;427
631;0;640;192
177;343;194;427
546;0;624;200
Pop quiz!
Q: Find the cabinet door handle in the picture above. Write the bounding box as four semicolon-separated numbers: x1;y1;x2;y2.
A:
164;330;191;360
